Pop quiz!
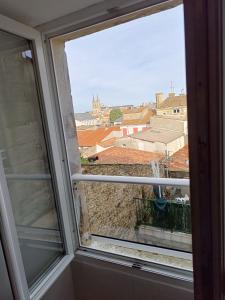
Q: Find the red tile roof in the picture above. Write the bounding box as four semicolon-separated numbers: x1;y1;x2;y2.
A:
77;127;120;147
98;137;117;148
168;145;189;171
122;107;145;114
89;147;164;164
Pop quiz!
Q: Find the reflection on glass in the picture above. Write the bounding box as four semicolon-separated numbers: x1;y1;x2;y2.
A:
0;30;63;287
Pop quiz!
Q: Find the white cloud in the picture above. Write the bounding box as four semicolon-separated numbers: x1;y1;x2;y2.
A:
66;5;186;112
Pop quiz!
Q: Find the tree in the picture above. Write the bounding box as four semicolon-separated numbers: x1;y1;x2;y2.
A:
80;155;89;164
109;109;123;123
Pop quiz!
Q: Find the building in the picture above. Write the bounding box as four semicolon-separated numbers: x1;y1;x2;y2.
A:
119;107;154;136
155;92;187;118
150;115;188;135
127;128;185;155
167;145;189;172
88;146;164;164
77;126;122;156
75;112;98;127
0;2;221;300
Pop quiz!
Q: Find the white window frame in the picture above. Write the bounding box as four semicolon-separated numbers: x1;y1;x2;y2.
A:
42;0;193;285
0;14;76;300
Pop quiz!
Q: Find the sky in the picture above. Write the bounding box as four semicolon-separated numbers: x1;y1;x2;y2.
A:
65;5;186;113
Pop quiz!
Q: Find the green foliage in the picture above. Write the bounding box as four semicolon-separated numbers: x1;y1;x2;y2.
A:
109;109;123;123
80;156;89;164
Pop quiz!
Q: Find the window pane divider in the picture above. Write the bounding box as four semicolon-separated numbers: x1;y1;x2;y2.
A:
6;174;51;180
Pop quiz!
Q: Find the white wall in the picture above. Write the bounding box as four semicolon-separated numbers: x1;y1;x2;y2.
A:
166;136;185;155
121;124;147;136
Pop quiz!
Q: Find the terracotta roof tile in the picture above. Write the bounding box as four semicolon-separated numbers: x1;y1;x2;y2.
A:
122;107;145;114
77;127;120;147
89;147;164;164
168;145;189;171
159;95;187;109
98;137;117;148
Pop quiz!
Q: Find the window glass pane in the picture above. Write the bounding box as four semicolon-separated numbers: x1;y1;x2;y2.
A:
0;30;63;287
64;2;192;268
0;238;14;300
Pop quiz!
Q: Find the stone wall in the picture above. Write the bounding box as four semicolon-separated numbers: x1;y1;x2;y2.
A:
79;164;156;240
78;164;190;250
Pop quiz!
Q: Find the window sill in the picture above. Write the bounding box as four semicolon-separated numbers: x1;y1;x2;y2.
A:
76;243;193;283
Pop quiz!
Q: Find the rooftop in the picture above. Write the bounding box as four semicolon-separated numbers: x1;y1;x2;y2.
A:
121;110;154;126
158;94;187;109
98;137;118;148
168;145;189;171
75;112;96;121
77;126;120;147
132;128;184;144
89;147;164;164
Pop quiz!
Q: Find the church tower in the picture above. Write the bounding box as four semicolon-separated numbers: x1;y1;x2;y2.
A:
92;96;101;114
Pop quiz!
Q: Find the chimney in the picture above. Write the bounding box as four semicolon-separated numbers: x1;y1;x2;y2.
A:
155;92;164;108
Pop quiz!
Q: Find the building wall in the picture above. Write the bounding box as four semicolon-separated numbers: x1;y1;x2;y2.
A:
116;136;185;155
43;255;193;300
150;116;188;135
156;107;187;118
124;138;165;153
166;136;185;155
82;144;106;158
80;164;155;240
75;119;98;127
102;130;123;141
120;124;147;136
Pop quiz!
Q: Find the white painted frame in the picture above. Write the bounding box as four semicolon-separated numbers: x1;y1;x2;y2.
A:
0;14;75;300
45;0;193;284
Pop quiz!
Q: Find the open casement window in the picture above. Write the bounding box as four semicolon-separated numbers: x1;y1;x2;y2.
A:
0;15;75;300
49;0;193;275
0;0;223;299
46;0;225;297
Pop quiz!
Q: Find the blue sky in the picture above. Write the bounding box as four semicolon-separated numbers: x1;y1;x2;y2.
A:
65;5;186;113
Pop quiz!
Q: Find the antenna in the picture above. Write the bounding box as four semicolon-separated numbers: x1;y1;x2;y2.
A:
170;81;174;93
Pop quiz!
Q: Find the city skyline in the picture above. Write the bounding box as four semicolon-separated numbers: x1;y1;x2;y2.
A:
66;5;186;113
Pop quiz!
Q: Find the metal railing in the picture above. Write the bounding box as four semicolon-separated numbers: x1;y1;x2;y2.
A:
71;173;190;187
5;173;190;187
135;197;191;233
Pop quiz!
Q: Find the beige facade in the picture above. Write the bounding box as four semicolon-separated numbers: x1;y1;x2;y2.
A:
113;133;185;155
155;92;187;119
150;116;188;135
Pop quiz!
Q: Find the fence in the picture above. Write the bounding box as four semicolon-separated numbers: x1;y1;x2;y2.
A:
135;197;191;233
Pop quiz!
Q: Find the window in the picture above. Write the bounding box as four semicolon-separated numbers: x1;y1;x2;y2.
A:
0;30;65;288
50;1;192;270
0;16;74;299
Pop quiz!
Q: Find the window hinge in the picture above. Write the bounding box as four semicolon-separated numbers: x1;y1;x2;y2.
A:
132;263;142;270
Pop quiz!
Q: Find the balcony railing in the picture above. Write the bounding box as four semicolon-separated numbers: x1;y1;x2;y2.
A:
71;174;189;186
135;197;191;234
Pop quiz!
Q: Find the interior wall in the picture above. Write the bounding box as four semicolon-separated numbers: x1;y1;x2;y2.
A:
43;255;193;300
42;264;76;300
